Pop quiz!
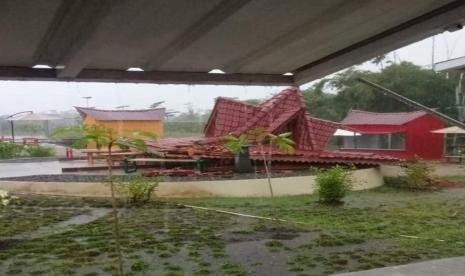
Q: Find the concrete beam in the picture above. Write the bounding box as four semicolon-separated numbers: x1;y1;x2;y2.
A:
144;0;251;70
434;55;465;72
294;0;465;85
33;0;117;78
0;66;294;86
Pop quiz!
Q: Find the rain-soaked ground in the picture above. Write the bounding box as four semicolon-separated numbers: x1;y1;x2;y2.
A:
0;188;464;275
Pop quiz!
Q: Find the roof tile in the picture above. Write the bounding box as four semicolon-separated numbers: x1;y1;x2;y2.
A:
341;110;427;125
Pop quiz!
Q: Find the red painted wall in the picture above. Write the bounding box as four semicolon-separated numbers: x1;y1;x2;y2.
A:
341;114;444;160
404;114;444;160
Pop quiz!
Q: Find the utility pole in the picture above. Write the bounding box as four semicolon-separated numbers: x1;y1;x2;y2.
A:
457;73;465;122
431;36;436;71
358;78;465;129
82;96;92;107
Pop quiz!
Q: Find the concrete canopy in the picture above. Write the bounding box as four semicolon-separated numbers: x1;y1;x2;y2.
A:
0;0;464;86
435;56;465;72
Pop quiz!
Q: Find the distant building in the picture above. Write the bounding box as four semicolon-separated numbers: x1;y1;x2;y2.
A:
340;110;444;160
75;107;165;143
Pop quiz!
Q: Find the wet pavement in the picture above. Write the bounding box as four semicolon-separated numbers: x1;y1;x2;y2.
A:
0;161;62;177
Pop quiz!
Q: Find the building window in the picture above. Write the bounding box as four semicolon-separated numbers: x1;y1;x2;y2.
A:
342;133;405;150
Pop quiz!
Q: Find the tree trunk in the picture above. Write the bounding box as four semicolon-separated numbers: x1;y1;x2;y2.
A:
260;144;274;197
108;145;124;276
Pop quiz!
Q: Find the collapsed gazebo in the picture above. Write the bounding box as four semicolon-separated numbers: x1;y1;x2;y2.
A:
146;87;397;171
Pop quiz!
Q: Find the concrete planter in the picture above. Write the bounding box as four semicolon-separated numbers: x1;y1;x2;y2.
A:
0;168;384;198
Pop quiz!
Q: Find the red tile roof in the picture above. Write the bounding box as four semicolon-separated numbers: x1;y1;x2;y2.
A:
203;98;259;137
147;88;399;165
75;106;165;121
341;110;427;125
204;87;339;152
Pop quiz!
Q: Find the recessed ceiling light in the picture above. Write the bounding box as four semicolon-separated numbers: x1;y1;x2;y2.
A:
127;67;144;71
32;64;52;69
283;72;293;76
208;69;225;74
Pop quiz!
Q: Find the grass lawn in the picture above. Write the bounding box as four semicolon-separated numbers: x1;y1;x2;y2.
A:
0;187;464;275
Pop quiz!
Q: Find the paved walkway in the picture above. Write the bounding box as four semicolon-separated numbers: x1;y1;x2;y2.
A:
337;257;465;276
0;161;62;177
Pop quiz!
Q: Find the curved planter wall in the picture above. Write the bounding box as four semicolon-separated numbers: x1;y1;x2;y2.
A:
0;168;383;198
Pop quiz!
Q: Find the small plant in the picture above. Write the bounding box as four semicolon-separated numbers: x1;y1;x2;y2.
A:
53;124;157;276
224;134;249;154
117;175;159;205
239;128;295;197
131;260;148;271
315;165;353;204
264;240;283;248
0;190;19;207
24;145;55;157
403;159;434;189
0;142;23;159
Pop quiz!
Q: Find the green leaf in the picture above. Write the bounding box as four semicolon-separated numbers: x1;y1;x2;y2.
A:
223;134;249;153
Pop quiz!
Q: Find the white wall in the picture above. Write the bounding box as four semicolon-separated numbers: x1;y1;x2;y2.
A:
0;168;384;198
380;163;465;177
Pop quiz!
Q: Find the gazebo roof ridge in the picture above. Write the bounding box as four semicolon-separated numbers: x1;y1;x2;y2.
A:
74;106;166;121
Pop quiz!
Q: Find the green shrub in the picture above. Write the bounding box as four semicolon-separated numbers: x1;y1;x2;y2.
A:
315;165;353;204
117;175;159;205
24;145;55;157
403;159;434;189
0;142;23;159
385;160;435;190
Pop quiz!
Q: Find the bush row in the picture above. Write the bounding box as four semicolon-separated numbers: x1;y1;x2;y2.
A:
0;142;55;159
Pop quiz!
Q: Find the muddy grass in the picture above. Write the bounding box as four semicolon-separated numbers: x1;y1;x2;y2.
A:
0;187;464;275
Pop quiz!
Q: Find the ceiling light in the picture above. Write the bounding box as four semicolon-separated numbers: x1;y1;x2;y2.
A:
283;72;293;76
208;69;225;74
32;64;52;69
127;67;144;71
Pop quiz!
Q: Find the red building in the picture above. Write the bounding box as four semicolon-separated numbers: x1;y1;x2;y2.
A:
340;110;444;160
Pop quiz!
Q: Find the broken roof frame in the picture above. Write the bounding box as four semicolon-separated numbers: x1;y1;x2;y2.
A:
0;0;464;86
147;87;399;164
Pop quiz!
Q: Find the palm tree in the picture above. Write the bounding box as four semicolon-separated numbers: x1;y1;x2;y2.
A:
224;129;295;197
265;132;295;197
246;128;295;197
371;54;387;70
53;125;157;276
268;132;296;154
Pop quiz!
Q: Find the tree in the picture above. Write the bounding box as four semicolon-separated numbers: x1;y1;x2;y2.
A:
303;62;460;121
371;54;387;70
224;129;295;197
237;128;295;197
302;79;340;121
53;125;157;276
268;132;295;154
265;132;295;197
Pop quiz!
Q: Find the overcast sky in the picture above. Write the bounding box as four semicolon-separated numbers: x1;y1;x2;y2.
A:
1;29;464;116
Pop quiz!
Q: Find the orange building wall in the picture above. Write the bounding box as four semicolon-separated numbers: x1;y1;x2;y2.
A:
84;116;163;148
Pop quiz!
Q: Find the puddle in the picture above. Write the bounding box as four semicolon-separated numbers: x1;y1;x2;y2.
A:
11;207;111;240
